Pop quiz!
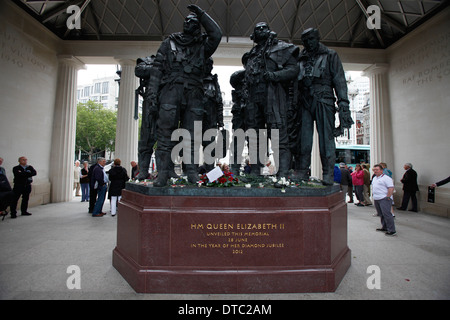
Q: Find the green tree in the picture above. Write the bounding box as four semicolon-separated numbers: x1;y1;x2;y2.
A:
76;101;117;161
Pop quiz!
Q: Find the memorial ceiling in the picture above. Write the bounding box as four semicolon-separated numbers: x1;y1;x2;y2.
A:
11;0;450;48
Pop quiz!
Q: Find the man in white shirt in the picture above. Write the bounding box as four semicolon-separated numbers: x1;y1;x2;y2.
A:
372;164;396;236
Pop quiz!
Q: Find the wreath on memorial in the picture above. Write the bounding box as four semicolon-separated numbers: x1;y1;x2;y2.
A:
131;171;327;191
198;171;239;187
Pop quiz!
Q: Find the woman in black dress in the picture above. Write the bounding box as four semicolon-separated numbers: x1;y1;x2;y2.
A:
107;158;129;216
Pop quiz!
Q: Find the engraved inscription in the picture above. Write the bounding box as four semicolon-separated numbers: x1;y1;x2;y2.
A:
189;223;286;254
0;28;48;72
391;31;450;87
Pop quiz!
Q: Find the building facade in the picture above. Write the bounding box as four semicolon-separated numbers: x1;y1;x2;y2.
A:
77;75;119;110
336;72;370;147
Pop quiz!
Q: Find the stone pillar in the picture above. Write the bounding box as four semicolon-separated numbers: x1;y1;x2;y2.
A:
50;56;85;203
115;59;139;175
363;64;393;169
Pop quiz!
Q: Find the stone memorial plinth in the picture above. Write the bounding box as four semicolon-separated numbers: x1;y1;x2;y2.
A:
112;183;351;293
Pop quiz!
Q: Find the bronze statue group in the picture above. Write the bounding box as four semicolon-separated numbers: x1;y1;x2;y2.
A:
135;5;353;187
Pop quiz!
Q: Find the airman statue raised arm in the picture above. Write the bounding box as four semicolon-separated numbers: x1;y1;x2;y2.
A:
148;4;222;187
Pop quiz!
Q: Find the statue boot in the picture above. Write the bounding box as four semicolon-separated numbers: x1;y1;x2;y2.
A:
136;151;151;181
153;151;171;187
168;160;179;179
251;161;264;177
295;169;310;182
154;171;169;187
321;158;335;186
322;173;334;186
274;153;291;188
184;164;199;184
136;170;150;181
276;150;291;178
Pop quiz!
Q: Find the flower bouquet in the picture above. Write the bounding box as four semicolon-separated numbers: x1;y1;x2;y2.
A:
198;171;239;187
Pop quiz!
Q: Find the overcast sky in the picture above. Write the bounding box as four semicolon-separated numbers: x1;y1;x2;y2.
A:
78;64;118;85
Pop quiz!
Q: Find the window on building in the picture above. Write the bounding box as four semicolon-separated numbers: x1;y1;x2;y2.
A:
94;83;101;94
84;86;90;97
102;82;109;94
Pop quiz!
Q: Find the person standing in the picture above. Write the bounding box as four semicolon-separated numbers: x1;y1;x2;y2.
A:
379;162;394;217
0;157;5;176
244;159;251;174
397;163;419;212
362;164;372;206
92;158;108;217
88;159;100;213
0;158;14;219
339;163;352;201
379;162;393;178
73;160;81;197
372;164;396;236
351;164;365;207
130;161;139;179
347;165;354;203
80;161;90;202
333;165;341;184
10;156;37;218
107;159;129;216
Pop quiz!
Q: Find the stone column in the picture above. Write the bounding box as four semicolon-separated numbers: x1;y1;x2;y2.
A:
50;55;85;203
115;59;139;175
363;64;393;169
